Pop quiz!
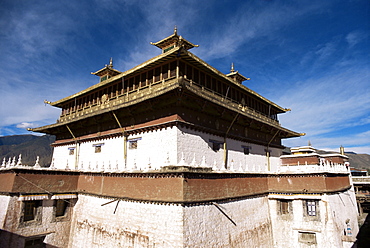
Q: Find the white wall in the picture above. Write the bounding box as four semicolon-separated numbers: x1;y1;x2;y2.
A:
177;126;282;172
0;195;10;227
69;195;184;248
268;191;358;248
183;197;273;247
52;126;283;172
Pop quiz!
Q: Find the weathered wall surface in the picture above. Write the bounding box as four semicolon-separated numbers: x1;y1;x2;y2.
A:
183;197;273;247
69;194;184;247
268;190;358;248
0;195;10;227
0;196;73;248
77;174;184;202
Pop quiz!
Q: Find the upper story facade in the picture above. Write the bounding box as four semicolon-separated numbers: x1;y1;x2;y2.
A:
32;29;300;149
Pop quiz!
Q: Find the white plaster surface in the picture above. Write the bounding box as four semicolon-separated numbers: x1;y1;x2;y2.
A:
51;126;282;173
69;194;184;248
183;197;273;247
269;190;358;248
0;197;72;248
0;195;10;227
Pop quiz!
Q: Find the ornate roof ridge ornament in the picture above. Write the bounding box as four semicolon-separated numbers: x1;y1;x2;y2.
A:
91;57;122;81
150;27;199;53
226;63;250;84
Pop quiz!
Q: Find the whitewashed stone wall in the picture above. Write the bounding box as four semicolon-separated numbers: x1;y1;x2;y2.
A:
177;126;282;171
183;197;273;247
0;195;10;227
52;126;283;172
125;127;178;170
268;190;358;248
68;194;184;247
77;136;125;171
0;196;72;248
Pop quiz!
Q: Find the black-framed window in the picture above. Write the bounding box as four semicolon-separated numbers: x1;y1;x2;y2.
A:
210;140;223;152
306;200;318;216
279;199;292;215
55;200;69;217
128;138;141;149
23;200;41;222
93;143;104;153
24;236;45;248
129;140;138;149
68;147;75;155
242;146;251;155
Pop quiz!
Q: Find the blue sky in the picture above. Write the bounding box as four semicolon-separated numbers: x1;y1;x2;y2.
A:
0;0;369;154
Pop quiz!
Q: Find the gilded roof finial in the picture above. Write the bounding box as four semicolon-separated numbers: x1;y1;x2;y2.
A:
230;63;235;73
108;57;113;68
174;25;177;35
340;145;345;155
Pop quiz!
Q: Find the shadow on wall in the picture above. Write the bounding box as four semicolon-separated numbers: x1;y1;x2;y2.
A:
0;229;58;248
352;213;370;248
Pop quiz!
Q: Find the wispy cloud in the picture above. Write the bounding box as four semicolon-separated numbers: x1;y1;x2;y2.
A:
346;30;368;48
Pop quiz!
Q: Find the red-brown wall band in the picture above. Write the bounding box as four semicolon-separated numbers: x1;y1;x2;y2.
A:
0;169;350;203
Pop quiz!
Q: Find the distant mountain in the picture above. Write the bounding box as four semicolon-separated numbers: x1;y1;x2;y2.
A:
346;153;370;171
311;149;370;171
0;135;55;167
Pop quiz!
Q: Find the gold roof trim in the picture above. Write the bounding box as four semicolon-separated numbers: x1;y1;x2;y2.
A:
51;47;287;113
50;47;183;107
182;50;287;113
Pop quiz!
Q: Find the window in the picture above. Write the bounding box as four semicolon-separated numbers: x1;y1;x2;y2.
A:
210;140;223;152
24;236;45;248
55;200;69;217
306;200;317;216
129;140;137;149
128;138;141;149
279;200;291;215
69;147;75;155
242;146;251;155
100;75;108;82
212;142;221;151
23;201;41;222
93;143;104;153
298;232;316;244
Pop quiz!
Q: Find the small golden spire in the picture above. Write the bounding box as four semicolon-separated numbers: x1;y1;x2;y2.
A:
230;63;235;73
174;25;177;35
340;145;345;155
108;57;113;68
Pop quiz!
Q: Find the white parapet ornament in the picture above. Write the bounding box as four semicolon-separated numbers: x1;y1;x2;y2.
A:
34;156;40;168
16;154;22;166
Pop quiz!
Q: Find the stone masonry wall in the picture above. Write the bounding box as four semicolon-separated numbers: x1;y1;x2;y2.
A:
0;196;73;248
268;190;358;248
69;194;184;247
183;196;273;247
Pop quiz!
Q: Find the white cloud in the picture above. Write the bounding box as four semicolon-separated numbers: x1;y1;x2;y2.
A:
278;66;370;134
16;122;36;129
193;1;325;60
